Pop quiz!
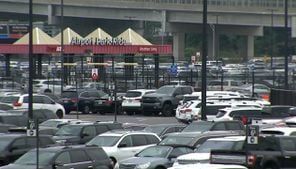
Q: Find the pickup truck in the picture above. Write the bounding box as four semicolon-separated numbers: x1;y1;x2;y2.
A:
210;135;296;169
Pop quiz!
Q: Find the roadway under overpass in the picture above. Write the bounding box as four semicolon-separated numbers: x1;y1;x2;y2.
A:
0;0;296;61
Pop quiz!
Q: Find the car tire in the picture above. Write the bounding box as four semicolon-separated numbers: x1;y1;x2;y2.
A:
110;157;117;167
82;105;90;114
162;103;173;117
126;111;134;115
56;110;63;119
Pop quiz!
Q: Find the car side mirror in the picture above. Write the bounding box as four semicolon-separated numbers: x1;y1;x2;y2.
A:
81;133;89;138
118;143;127;148
53;161;63;169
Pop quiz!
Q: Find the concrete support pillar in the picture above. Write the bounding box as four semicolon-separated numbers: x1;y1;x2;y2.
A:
5;55;10;77
247;35;254;61
48;5;58;25
173;32;185;61
208;32;214;60
135;21;144;36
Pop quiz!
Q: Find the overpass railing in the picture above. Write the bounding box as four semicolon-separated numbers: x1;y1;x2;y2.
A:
114;0;296;9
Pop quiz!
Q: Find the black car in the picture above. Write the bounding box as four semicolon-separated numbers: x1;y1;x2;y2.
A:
53;121;123;145
0;109;58;127
119;145;194;169
143;124;186;138
92;93;125;115
0;145;113;169
0;134;55;166
60;89;106;114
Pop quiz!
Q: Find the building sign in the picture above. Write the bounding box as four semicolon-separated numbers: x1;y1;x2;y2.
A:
0;23;28;39
70;37;127;46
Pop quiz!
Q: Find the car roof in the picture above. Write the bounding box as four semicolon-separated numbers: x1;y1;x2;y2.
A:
220;107;262;111
100;130;158;137
146;124;186;127
127;89;155;92
208;136;246;142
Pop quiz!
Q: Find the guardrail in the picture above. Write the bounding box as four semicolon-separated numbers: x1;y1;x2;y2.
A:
108;0;296;9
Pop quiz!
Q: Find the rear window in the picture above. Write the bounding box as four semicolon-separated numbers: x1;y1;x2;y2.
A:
216;110;227;118
0;96;19;104
61;92;77;98
125;91;142;98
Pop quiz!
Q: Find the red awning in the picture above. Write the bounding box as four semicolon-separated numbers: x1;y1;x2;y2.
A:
0;44;172;55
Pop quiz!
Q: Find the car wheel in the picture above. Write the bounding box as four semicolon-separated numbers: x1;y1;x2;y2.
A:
126;111;134;115
110;157;117;167
162;103;173;117
82;105;90;114
56;110;63;119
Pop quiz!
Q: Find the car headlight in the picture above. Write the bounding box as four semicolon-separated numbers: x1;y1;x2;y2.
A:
135;162;151;169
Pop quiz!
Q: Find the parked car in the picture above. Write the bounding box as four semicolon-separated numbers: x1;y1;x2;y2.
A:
122;89;155;115
0;134;55;166
142;85;194;116
159;131;244;147
60;89;106;114
0;145;113;169
32;79;73;95
210;135;296;169
261;127;296;136
0;109;58;127
168;163;247;169
92;93;125;115
86;130;161;165
207;80;243;91
0;94;65;118
143;124;186;138
116;145;194;169
53;121;123;145
173;136;245;166
181;120;245;133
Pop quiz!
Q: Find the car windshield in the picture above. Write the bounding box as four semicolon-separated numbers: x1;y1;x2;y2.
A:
156;86;175;94
14;150;56;166
159;136;195;146
86;136;121;147
182;122;213;132
55;125;82;136
144;126;167;135
0;96;19;104
40;120;61;128
137;146;171;158
61;92;77;98
0;137;15;151
196;140;243;153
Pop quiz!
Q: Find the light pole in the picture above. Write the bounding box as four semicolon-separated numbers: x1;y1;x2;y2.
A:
284;0;289;89
267;9;276;69
201;0;208;121
60;0;64;94
209;15;219;61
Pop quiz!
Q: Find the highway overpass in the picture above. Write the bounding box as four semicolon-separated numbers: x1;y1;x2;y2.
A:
0;0;295;60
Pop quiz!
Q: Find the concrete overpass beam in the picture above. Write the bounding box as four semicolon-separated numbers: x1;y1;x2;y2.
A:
173;32;185;61
247;35;254;60
47;4;58;25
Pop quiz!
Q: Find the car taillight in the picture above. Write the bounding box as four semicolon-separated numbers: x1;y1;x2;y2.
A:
13;101;22;107
71;98;78;103
247;154;256;166
241;116;248;125
184;109;192;113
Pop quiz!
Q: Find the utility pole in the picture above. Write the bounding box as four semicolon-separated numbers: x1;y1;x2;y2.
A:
60;0;64;93
201;0;208;120
284;0;289;89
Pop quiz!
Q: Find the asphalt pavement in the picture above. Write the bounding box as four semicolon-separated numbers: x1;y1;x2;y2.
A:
65;113;179;125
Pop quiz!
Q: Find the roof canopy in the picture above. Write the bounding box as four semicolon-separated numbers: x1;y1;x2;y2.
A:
13;27;59;45
85;28;112;39
117;28;152;45
54;27;82;44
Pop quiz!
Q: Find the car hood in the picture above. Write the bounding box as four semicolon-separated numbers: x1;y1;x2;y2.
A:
177;153;210;161
0;164;46;169
144;93;170;98
120;157;167;165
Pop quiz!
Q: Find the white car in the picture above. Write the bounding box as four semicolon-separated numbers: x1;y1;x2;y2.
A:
0;94;65;118
32;79;73;95
173;136;245;167
86;130;161;165
122;89;155;115
176;100;263;123
214;107;263;121
261;127;296;136
169;163;247;169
